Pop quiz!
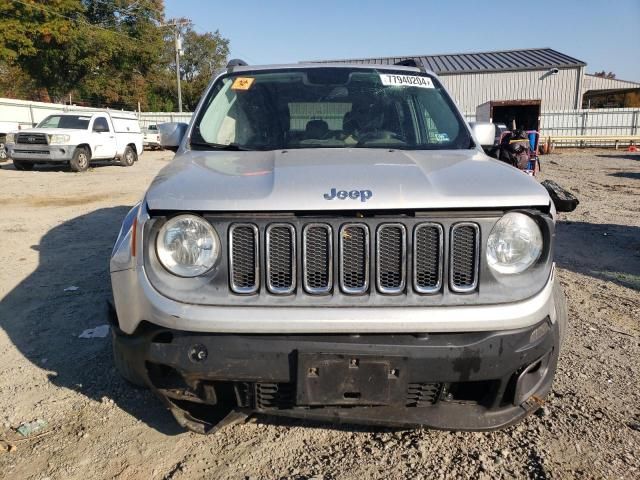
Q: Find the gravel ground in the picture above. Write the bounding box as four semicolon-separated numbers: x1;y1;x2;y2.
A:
0;149;638;480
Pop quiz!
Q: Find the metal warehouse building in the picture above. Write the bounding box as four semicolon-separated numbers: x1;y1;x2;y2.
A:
316;48;640;131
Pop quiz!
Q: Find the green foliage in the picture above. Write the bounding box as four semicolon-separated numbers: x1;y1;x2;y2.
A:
165;23;230;110
0;1;230;111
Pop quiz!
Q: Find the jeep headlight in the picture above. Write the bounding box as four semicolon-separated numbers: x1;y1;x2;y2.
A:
5;133;15;144
48;134;71;145
486;212;543;274
156;214;220;277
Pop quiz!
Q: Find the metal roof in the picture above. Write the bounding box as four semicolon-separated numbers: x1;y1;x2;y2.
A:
311;48;586;75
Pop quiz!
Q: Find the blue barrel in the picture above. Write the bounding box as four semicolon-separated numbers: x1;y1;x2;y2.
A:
528;132;537;151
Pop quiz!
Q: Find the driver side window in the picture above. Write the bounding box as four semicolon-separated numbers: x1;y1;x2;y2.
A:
93;117;110;132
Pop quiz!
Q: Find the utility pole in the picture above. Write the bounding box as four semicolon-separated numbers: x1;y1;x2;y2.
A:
161;20;189;113
175;32;183;112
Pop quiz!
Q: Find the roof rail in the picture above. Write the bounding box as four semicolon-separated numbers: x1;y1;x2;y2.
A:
226;59;248;70
394;59;425;72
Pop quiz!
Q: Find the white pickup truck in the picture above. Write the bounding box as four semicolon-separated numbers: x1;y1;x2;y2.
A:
5;111;143;172
0;120;20;161
143;124;162;150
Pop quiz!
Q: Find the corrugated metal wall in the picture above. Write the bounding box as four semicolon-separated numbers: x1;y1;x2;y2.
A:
440;67;581;117
582;75;640;92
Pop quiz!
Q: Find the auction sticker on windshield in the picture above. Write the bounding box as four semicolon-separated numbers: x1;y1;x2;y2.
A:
379;74;434;88
231;77;255;91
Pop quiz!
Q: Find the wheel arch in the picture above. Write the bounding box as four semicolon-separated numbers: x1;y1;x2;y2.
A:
76;143;92;157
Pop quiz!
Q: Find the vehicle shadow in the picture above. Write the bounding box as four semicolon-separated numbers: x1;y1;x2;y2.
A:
608;171;640;180
0;207;182;435
555;220;640;291
595;153;640;162
1;160;126;172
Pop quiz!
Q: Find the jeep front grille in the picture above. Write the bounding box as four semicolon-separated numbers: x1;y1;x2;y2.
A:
228;219;480;296
450;223;480;292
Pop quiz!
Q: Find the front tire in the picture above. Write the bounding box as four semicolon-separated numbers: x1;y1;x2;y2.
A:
70;147;90;172
121;146;137;167
13;160;34;171
112;333;147;388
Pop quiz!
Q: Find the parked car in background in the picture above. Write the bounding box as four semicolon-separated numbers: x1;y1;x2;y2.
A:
5;111;143;172
0;120;20;161
143;124;162;150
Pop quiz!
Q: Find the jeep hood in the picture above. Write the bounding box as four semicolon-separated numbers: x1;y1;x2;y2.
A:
145;148;551;211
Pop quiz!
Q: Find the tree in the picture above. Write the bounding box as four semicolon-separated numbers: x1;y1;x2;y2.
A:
0;2;230;111
593;70;616;79
162;21;230;111
0;0;85;101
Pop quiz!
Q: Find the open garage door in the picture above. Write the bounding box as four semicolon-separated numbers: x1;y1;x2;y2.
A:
476;100;541;131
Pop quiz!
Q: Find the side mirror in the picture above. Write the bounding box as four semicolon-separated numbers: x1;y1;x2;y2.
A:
158;122;188;152
469;122;497;148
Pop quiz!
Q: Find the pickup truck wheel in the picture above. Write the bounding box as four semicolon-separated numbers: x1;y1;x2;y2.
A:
13;160;34;171
70;147;90;172
121;146;136;167
112;335;147;388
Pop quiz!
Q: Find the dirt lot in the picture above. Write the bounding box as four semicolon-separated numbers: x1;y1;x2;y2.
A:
0;150;638;480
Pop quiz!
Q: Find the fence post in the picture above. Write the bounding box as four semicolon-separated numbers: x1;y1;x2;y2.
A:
632;110;639;136
580;110;589;147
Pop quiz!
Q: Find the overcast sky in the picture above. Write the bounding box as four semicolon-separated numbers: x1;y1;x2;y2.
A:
165;0;640;82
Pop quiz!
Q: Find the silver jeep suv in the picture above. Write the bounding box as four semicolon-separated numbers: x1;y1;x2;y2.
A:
109;61;567;434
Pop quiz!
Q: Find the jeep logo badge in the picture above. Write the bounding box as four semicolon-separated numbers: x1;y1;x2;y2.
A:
323;188;373;203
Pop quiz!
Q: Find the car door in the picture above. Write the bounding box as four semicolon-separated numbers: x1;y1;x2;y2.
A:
91;116;117;159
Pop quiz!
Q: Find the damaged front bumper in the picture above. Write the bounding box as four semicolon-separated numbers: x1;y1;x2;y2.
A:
109;308;559;434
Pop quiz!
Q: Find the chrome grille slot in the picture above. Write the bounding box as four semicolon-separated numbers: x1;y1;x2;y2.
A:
266;224;296;294
302;224;333;294
229;224;259;294
450;223;480;292
339;224;369;294
413;223;443;294
376;224;406;294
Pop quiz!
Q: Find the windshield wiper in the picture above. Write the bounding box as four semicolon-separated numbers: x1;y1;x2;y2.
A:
190;141;252;151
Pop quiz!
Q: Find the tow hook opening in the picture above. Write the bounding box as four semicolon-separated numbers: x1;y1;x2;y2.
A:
512;351;553;406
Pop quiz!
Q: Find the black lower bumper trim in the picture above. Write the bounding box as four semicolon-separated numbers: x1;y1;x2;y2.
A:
111;317;559;433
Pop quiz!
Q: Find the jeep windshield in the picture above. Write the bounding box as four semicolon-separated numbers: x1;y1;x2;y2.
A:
37;115;91;129
191;67;472;151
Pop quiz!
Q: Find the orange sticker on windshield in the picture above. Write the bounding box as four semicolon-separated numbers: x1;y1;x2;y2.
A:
232;77;255;91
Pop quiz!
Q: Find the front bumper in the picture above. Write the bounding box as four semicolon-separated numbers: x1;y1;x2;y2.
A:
8;144;74;162
111;313;559;433
110;265;558;335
